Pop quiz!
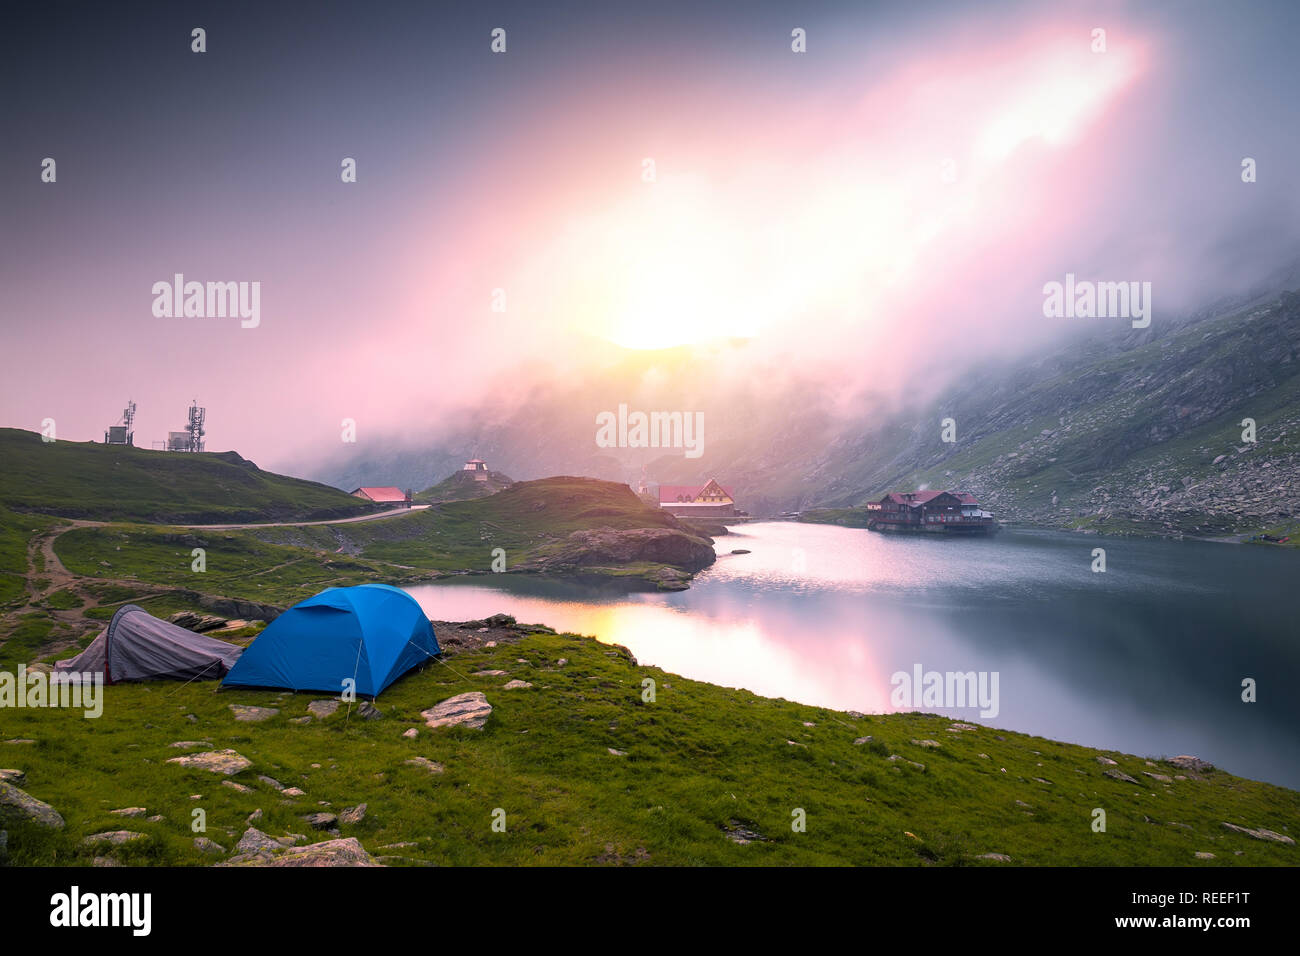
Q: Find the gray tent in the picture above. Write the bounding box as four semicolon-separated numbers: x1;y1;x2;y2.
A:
54;604;244;683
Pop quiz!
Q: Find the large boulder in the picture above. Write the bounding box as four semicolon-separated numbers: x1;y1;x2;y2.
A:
166;749;252;775
219;836;381;867
0;781;65;828
421;691;492;730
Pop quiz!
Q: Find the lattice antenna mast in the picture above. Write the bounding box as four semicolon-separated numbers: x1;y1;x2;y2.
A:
122;400;136;445
186;400;206;452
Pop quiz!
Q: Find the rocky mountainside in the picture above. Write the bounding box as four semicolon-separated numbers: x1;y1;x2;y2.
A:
819;291;1300;537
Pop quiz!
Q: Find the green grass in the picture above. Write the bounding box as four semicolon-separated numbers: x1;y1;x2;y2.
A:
2;631;1295;866
54;523;411;608
52;478;707;599
0;428;375;524
0;612;55;668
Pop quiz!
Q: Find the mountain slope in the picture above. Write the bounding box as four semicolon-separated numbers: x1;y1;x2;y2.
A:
817;292;1300;536
297;280;1300;537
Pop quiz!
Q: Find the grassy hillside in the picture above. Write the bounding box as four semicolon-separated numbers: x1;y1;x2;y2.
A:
241;476;705;574
416;468;514;503
3;628;1295;866
0;428;374;524
0;476;714;672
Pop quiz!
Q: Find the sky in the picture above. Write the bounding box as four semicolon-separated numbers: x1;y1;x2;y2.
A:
2;0;1298;474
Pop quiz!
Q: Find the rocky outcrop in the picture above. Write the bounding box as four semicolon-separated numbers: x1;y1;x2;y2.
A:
1222;822;1295;845
168;611;228;632
0;781;65;828
219;836;381;867
533;528;716;573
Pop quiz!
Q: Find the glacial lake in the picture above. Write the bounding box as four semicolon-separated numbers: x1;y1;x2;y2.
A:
406;521;1300;789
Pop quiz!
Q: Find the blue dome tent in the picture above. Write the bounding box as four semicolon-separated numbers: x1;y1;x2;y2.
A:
222;584;439;698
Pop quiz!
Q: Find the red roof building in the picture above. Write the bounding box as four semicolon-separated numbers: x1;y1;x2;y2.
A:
350;486;411;505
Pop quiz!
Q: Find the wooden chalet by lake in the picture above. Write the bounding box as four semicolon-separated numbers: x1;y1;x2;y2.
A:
865;490;996;535
656;478;739;518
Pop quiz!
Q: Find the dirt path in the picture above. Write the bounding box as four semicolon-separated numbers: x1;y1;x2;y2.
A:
2;521;168;653
2;505;439;654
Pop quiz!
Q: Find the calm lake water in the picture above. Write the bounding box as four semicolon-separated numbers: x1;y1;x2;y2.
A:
406;521;1300;789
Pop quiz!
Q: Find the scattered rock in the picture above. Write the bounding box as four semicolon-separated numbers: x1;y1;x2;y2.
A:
282;787;305;797
219;837;381;867
307;700;340;719
168;740;212;749
168;749;252;775
193;837;225;855
356;701;383;720
168;611;228;632
1195;851;1216;860
305;812;338;830
502;679;533;690
421;691;492;730
109;807;147;818
221;780;253;793
947;723;979;732
235;827;283;854
402;728;419;739
0;781;65;828
471;670;507;677
1222;822;1294;845
1104;769;1141;785
82;830;146;846
853;736;873;745
229;705;279;722
258;775;284;791
1143;772;1174;782
1168;755;1214;773
978;853;1012;862
340;804;367;825
723;821;766;844
0;770;25;785
608;748;627;756
288;716;312;725
404;757;445;774
1096;756;1118;766
247;809;263;824
911;739;942;748
887;755;925;771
